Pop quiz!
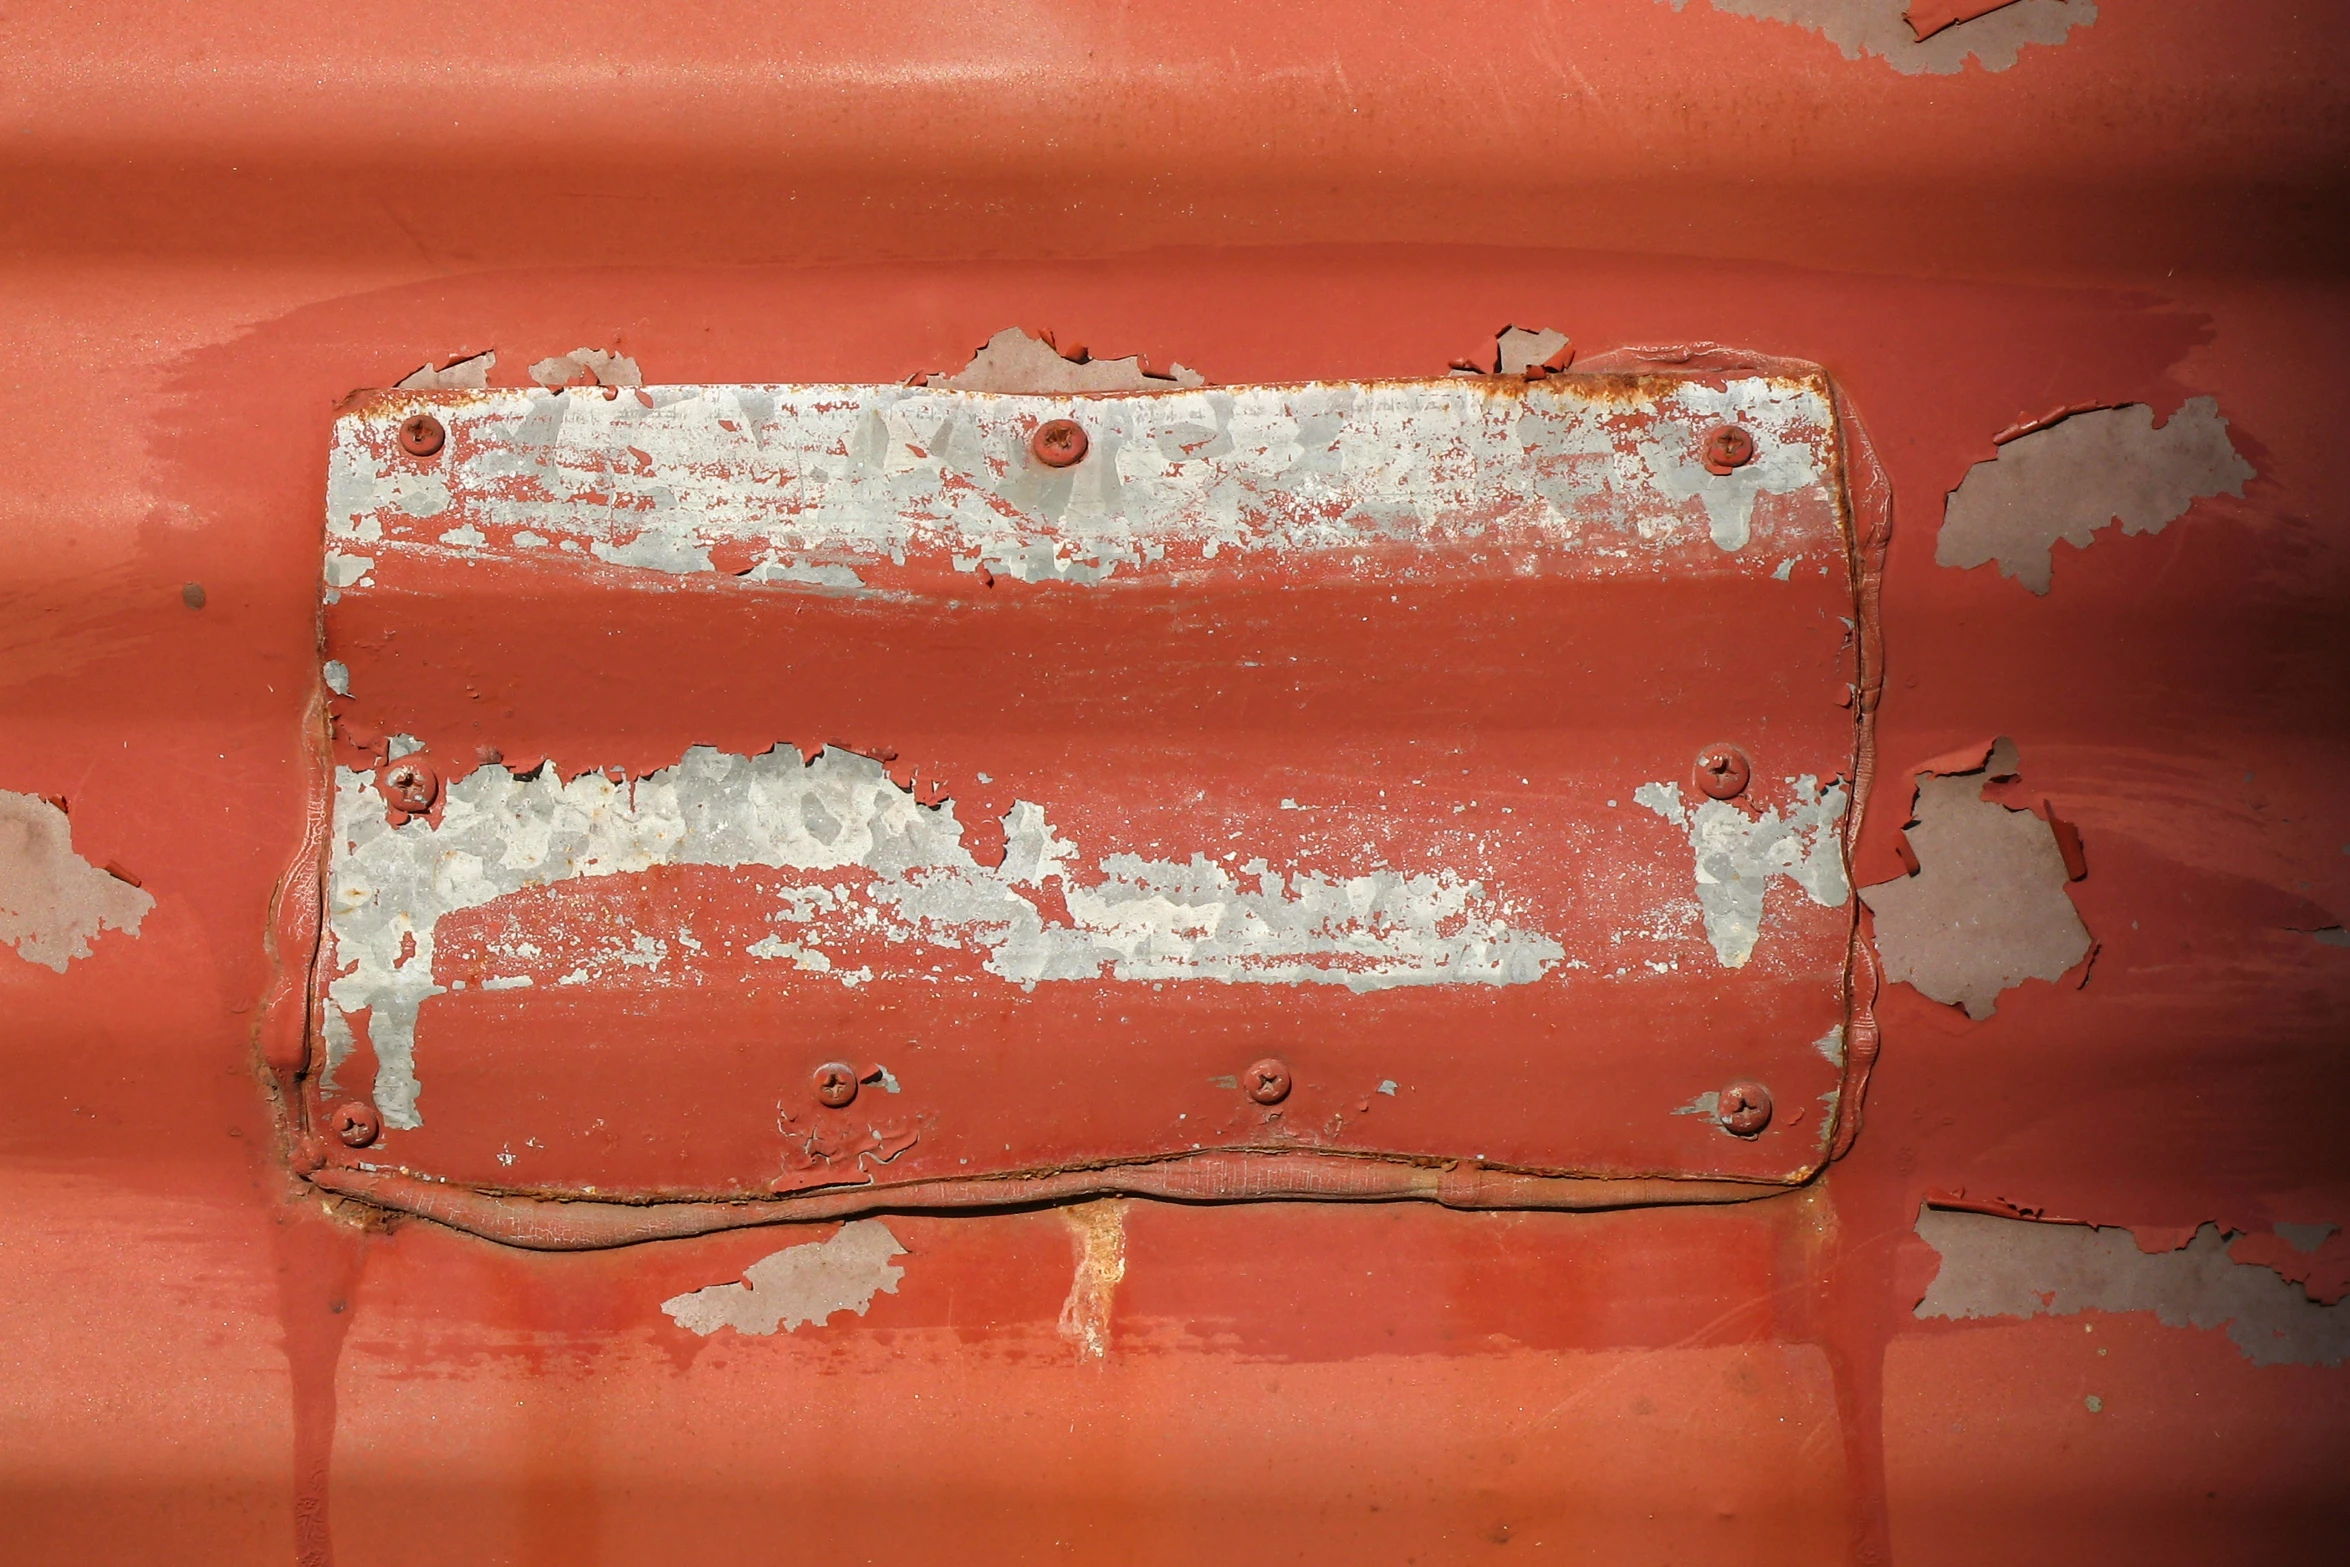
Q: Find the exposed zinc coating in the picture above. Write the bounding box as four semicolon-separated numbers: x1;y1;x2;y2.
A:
1633;778;1851;968
326;745;1566;1129
325;376;1835;589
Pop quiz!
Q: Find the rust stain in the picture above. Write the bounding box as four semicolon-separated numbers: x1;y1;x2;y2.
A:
1056;1200;1130;1360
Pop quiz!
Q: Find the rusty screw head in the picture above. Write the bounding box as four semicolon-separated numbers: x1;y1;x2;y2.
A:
813;1061;859;1108
398;413;447;458
1243;1057;1293;1105
1694;743;1752;801
1718;1081;1773;1137
377;756;439;815
330;1101;382;1148
1701;424;1755;475
1029;418;1090;469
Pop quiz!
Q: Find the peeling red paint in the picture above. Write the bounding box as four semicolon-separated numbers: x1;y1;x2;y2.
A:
2;3;2346;1561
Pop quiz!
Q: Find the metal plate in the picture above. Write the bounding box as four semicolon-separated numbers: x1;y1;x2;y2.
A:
310;372;1867;1212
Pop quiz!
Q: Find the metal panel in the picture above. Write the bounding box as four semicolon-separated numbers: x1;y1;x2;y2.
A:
309;372;1869;1220
5;4;2345;1563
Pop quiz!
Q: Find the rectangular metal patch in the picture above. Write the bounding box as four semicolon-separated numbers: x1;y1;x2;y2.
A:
310;373;1868;1213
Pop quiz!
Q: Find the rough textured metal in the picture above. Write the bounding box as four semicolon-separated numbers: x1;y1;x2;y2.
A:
5;6;2344;1563
310;371;1870;1211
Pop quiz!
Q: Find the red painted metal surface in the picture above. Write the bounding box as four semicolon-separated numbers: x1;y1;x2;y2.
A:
304;371;1867;1222
2;4;2345;1565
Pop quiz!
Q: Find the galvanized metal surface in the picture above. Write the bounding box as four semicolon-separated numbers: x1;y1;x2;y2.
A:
306;374;1866;1218
2;3;2346;1564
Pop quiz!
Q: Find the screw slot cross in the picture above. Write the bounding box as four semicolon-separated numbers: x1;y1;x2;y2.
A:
1692;743;1751;801
813;1062;860;1109
1243;1058;1292;1105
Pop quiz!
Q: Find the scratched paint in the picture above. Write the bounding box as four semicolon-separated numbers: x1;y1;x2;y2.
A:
326;745;1566;1128
324;376;1838;590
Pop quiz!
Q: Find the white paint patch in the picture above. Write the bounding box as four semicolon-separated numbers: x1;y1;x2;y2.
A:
327;376;1840;590
661;1220;907;1336
326;745;1564;1128
0;791;155;972
1634;778;1850;967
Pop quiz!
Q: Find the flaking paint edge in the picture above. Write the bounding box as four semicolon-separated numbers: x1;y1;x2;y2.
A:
327;745;1566;1129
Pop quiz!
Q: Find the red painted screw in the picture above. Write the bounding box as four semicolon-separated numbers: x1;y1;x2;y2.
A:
1702;424;1755;475
1694;744;1752;801
814;1061;859;1108
377;756;439;815
399;413;447;458
1718;1081;1772;1137
1243;1058;1293;1105
331;1101;382;1148
1029;419;1089;469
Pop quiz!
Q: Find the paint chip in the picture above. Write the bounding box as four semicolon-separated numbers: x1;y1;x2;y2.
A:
1915;1207;2350;1367
1495;325;1572;375
1859;739;2089;1019
529;348;642;390
0;790;156;972
1938;397;2253;593
396;350;496;391
659;1219;907;1336
1656;0;2094;75
925;327;1204;393
1905;0;2023;41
